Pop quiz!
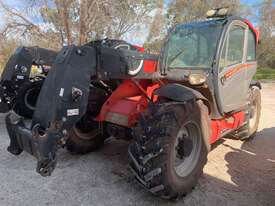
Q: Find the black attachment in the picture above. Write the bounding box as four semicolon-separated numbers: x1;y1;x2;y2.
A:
0;47;57;114
6;112;60;177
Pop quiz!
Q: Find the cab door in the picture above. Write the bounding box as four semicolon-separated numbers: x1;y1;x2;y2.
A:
217;21;248;113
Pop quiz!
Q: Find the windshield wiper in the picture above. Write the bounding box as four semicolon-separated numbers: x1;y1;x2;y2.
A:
168;49;185;66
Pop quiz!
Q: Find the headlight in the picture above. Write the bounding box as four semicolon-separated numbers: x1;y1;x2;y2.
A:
188;74;206;85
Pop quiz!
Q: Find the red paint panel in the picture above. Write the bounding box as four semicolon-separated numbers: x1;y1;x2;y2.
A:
133;45;145;52
96;79;161;127
96;80;145;122
146;83;160;101
224;63;256;79
210;111;245;144
245;19;260;43
143;60;157;73
106;96;148;127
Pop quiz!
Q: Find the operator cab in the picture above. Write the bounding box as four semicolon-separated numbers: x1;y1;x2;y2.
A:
160;8;259;118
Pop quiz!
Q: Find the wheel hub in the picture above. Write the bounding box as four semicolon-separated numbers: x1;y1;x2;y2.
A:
175;135;193;160
248;97;258;129
173;122;202;177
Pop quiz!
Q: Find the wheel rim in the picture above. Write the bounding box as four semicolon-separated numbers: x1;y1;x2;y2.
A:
173;121;202;177
248;96;258;131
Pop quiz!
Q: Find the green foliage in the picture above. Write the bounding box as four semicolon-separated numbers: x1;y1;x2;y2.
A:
0;39;19;74
0;0;158;46
166;0;241;27
257;0;275;69
143;39;164;54
255;68;275;80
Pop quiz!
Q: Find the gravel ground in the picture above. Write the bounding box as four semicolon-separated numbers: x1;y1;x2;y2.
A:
0;83;274;206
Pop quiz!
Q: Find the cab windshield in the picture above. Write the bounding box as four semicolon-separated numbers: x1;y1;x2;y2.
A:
165;20;224;69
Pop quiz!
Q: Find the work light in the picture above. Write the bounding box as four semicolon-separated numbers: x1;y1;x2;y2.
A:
206;8;229;18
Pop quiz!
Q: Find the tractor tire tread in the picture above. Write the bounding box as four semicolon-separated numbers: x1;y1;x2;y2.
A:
128;100;209;199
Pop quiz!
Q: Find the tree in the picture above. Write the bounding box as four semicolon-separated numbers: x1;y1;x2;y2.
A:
0;38;19;73
166;0;241;27
143;0;165;53
0;0;159;72
0;0;158;46
257;0;275;68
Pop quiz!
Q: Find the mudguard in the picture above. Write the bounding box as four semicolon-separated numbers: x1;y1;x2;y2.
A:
154;83;210;111
154;83;208;102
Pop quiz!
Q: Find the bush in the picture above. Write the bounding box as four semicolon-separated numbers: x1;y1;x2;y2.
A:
255;68;275;80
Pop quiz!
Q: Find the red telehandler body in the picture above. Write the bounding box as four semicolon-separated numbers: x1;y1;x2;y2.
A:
0;9;261;199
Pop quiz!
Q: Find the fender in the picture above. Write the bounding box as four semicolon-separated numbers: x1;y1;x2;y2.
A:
250;80;262;90
154;83;210;109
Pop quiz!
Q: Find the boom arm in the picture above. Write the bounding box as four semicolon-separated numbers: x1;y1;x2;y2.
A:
5;43;159;176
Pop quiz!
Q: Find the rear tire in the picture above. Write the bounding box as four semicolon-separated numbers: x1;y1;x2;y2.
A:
66;117;108;154
232;86;261;140
128;100;210;199
14;80;43;119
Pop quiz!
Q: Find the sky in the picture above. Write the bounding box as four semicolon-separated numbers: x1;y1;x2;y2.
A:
242;0;262;5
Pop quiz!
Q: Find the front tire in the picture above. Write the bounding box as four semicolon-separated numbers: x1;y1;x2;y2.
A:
128;100;210;199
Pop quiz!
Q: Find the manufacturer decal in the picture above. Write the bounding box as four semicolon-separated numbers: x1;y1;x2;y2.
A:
67;109;79;116
59;88;64;97
16;75;24;80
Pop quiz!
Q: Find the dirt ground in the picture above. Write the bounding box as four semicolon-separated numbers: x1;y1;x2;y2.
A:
0;83;274;206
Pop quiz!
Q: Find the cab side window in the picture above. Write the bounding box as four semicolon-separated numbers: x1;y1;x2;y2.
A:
247;30;256;61
219;36;228;69
219;25;245;71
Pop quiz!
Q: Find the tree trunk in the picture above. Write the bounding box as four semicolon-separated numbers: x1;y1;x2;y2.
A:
78;0;87;45
62;3;72;45
55;0;73;45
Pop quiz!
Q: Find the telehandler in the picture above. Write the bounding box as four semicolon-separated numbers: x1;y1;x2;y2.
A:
0;8;261;199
